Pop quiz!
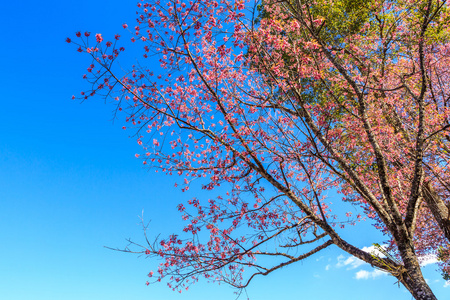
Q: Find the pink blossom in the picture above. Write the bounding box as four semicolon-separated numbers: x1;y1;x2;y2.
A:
95;33;103;43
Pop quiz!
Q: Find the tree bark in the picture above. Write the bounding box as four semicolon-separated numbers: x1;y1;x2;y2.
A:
401;272;437;300
423;181;450;242
398;247;438;300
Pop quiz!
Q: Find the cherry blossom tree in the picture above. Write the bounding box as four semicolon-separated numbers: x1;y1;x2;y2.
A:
69;0;450;299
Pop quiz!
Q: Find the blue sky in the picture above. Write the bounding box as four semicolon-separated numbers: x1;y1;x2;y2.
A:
0;0;448;299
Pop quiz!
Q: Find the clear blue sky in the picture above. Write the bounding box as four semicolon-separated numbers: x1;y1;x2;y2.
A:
0;1;448;299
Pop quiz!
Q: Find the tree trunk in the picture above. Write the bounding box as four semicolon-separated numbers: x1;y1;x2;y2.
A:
395;237;438;300
423;181;450;242
400;271;437;300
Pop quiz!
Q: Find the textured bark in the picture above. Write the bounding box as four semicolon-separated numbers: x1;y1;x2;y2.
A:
401;273;438;300
397;243;438;300
423;181;450;242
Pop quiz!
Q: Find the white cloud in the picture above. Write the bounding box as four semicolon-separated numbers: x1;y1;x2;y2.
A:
419;255;438;267
325;264;331;271
336;255;365;270
355;269;387;280
444;281;450;288
361;244;387;258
